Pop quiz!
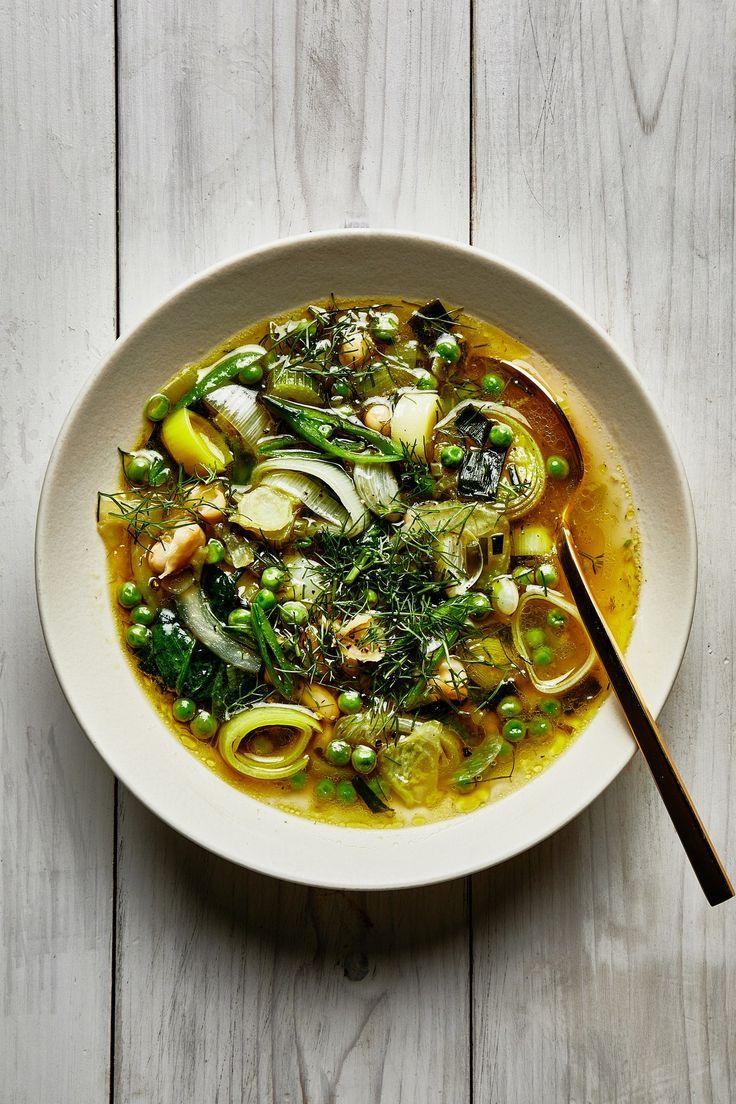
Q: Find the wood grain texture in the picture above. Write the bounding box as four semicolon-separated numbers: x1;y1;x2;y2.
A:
0;1;117;1101
471;2;736;1102
114;3;471;1101
5;0;735;1099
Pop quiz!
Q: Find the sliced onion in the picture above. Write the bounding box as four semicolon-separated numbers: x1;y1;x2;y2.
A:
258;470;349;528
218;703;320;779
175;581;260;672
352;462;402;518
204;384;273;451
251;455;369;535
511;587;595;693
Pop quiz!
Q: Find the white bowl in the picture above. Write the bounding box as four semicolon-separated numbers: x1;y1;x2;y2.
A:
36;231;696;890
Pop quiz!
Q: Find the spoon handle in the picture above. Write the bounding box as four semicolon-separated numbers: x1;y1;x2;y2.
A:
558;526;733;907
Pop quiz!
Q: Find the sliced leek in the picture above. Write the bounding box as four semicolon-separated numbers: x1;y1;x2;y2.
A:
161;408;233;474
218;703;320;779
511;587;595;693
231;485;298;544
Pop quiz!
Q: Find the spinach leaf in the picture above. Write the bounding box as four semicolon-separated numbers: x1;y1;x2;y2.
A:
210;664;263;720
147;608;218;703
201;564;240;623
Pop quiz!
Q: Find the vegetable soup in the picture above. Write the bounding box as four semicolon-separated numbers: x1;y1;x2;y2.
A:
98;298;640;826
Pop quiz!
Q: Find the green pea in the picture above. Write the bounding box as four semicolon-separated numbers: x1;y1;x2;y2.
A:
172;697;196;723
546;455;570;479
315;779;335;800
117;581;143;609
325;739;352;767
238;363;264;386
547;609;566;629
503;719;526;743
191;710;218;740
290;771;308;790
280;601;308;626
131;604;155;627
261;566;286;591
529;717;551;738
467;593;492;619
481;372;505;397
440;444;464;469
206;538;226;565
336;780;358;804
539;698;561;717
145;393;170;421
512;565;535;587
497;695;523;719
524;627;546;648
352;745;377;774
434;333;461;363
126;624;150;649
317;423;334;438
338;690;362;714
295;537;313;549
333;380;351;398
533;645;554;667
125;455;150;484
254;588;278;612
415;371;437;391
227;608;252;630
535;562;559;589
497;738;514;758
364;589;378;606
371;312;400;342
489;423;514;448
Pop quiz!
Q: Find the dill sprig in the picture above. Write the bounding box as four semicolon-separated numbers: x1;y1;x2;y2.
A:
98;467;224;546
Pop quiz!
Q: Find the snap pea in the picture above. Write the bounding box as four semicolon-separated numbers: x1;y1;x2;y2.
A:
262;395;404;463
172;345;266;412
250;602;295;696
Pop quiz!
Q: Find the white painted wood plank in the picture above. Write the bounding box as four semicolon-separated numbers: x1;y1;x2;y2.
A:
471;2;735;1102
114;3;471;1101
0;2;117;1101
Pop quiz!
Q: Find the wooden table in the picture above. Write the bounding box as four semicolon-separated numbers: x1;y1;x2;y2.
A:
2;2;734;1101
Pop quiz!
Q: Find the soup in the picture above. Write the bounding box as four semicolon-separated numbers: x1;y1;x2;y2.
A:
98;298;640;827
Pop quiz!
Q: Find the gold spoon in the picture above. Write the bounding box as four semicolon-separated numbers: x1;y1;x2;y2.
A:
506;361;733;907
